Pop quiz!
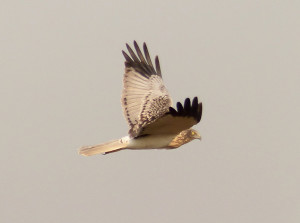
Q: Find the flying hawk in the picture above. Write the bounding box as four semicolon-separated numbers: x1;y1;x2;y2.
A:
79;41;202;156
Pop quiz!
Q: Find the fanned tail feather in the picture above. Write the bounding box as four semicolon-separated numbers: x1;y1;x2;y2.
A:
79;139;128;156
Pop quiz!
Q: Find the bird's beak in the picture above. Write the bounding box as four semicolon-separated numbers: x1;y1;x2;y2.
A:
196;134;201;140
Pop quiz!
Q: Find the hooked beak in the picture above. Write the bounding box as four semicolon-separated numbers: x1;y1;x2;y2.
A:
195;134;201;140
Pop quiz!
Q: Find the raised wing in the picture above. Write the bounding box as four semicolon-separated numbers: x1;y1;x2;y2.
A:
121;41;172;137
137;97;202;136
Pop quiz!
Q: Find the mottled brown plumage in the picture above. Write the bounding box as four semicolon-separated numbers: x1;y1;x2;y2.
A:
167;129;201;148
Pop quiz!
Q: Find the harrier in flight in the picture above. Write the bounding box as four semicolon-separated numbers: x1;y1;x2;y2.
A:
79;41;202;156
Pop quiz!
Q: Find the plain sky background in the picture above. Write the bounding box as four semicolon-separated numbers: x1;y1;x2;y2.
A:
1;0;299;222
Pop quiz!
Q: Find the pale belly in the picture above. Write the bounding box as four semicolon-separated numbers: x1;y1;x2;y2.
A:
126;134;177;149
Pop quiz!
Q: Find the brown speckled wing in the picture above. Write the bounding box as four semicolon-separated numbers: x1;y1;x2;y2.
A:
121;41;172;137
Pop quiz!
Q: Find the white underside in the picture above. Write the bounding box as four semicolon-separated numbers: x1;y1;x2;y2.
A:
123;134;177;149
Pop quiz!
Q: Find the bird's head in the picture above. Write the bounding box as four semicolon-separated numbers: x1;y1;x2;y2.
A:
187;129;201;140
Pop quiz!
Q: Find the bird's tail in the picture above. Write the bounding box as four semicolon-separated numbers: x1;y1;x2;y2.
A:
79;139;128;156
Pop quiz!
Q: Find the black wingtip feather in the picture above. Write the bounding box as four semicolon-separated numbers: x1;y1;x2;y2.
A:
177;102;184;114
197;102;202;122
184;98;191;113
168;97;202;123
169;107;177;115
122;50;133;63
122;41;161;78
155;56;161;76
192;97;198;110
126;43;140;62
134;41;146;64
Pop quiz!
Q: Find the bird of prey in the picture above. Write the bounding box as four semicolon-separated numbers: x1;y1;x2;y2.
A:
79;41;202;156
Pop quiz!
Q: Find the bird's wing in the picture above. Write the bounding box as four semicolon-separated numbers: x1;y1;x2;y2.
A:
138;97;202;136
122;41;172;137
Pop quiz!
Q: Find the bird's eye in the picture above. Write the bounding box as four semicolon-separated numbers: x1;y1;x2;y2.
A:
192;132;195;135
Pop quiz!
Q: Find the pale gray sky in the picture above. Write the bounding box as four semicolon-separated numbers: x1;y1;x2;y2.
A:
1;0;299;222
